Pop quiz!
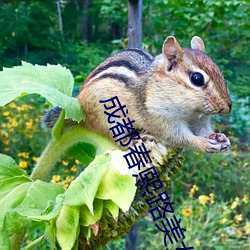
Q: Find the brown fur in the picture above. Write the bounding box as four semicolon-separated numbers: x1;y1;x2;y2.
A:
77;36;231;152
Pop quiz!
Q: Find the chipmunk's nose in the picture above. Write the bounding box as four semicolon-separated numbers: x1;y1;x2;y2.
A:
219;101;232;114
228;101;232;112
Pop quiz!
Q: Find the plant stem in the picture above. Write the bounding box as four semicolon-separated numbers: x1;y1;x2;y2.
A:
30;126;118;181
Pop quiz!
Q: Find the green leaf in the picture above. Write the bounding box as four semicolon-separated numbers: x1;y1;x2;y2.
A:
80;226;92;240
79;199;103;226
0;62;85;122
0;154;65;246
56;205;80;250
45;220;56;249
103;200;119;219
2;210;30;237
20;181;64;213
0;154;30;181
1;181;64;238
0;182;32;218
64;150;137;213
0;176;32;201
96;163;136;212
27;196;64;222
0;231;10;250
64;153;110;213
65;142;96;165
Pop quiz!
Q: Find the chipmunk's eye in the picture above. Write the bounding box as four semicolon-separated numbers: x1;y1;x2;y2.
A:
190;72;204;87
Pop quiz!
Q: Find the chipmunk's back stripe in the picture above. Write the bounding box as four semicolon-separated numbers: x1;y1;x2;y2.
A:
123;48;154;62
91;60;140;79
96;73;130;85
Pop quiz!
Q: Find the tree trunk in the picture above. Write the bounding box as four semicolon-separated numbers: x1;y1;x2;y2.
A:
128;0;142;49
82;0;89;41
56;0;63;36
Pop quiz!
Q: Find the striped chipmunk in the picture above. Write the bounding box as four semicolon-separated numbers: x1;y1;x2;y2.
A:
43;36;232;153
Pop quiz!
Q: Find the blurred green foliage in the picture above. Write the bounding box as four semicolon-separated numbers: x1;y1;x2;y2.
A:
0;0;249;98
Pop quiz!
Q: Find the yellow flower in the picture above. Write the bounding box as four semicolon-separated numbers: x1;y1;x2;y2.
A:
231;197;240;209
3;138;9;145
17;105;30;112
209;193;215;204
51;175;61;183
70;165;77;172
75;159;81;165
19;161;28;169
244;221;250;234
243;195;248;204
220;217;228;224
189;184;199;198
194;238;201;247
63;182;69;189
26;121;33;129
4;147;10;152
11;119;18;127
9;103;16;108
0;130;8;138
198;195;210;206
182;207;192;217
3;111;9;116
66;176;75;182
32;157;39;162
232;150;237;156
234;214;243;224
18;152;30;159
221;162;228;167
62;160;69;166
236;229;243;237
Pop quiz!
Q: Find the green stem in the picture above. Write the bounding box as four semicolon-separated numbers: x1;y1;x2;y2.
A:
30;126;118;181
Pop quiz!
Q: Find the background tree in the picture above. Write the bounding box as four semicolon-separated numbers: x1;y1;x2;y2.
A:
128;0;142;48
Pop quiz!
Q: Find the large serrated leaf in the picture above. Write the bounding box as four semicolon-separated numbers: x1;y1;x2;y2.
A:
0;154;30;181
20;181;64;213
0;176;31;200
0;154;65;248
64;153;110;213
96;166;136;212
0;62;84;121
27;200;63;222
0;182;32;217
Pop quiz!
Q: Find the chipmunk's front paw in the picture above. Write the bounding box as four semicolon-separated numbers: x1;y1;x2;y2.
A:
207;133;230;152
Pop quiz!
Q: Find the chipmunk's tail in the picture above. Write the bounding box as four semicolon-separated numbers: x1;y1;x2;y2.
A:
41;106;62;130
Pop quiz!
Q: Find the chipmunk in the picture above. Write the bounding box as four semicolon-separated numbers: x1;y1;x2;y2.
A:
43;36;232;153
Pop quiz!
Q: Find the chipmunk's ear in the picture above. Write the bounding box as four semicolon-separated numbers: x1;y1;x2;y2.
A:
191;36;205;52
162;36;184;63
